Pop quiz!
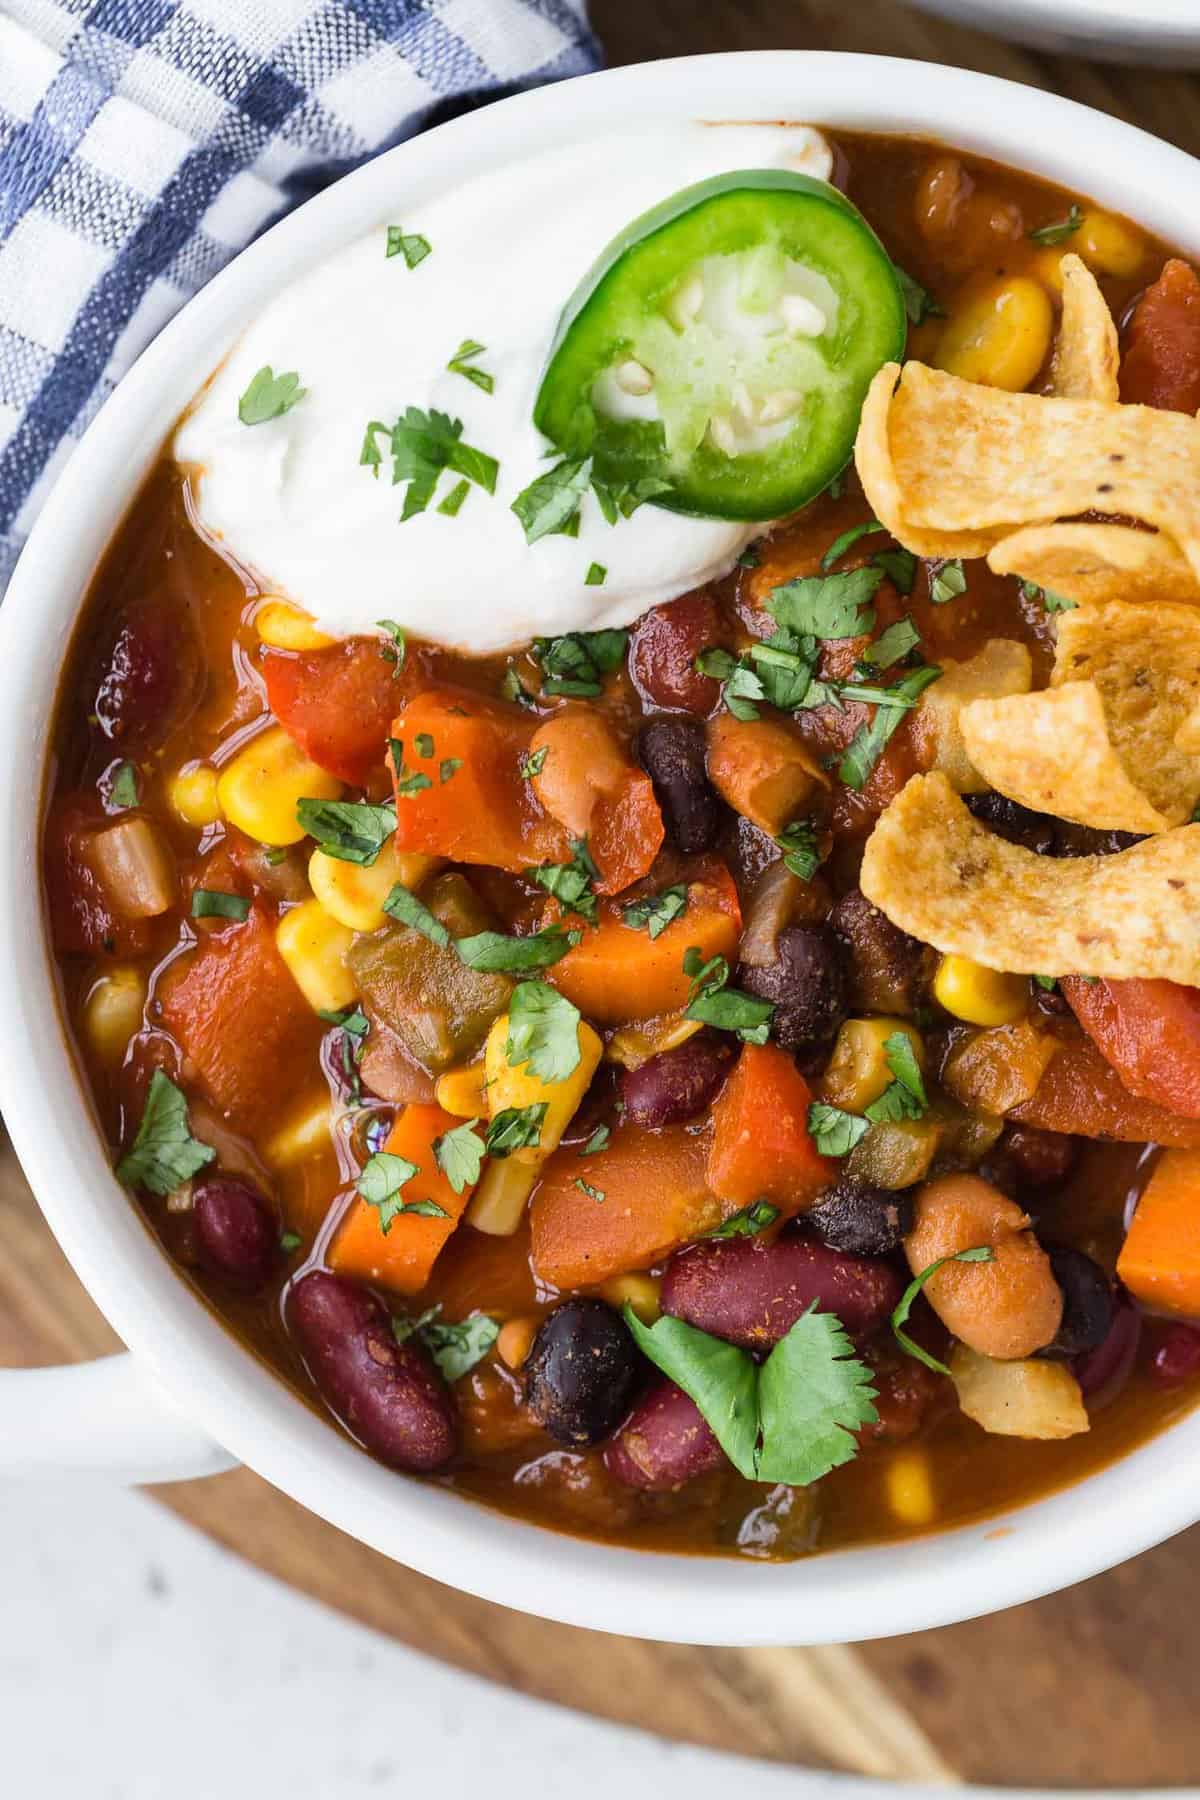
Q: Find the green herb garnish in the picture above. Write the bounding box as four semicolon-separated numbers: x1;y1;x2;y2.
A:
531;626;627;698
357;1150;447;1233
446;338;493;393
297;798;395;865
705;1201;780;1240
386;226;432;268
382;883;452;948
116;1070;215;1197
863;1032;928;1124
622;883;688;940
930;560;967;606
585;562;607;586
525;840;598;923
821;519;885;571
238;365;306;426
511;455;593;544
1028;204;1083;246
190;888;250;923
776;820;824;883
110;761;139;809
432;1119;486;1194
838;664;942;790
506;981;581;1083
580;1124;611;1156
486;1103;548;1158
456;924;581;973
891;1247;996;1374
807;1102;871;1158
895;266;944;326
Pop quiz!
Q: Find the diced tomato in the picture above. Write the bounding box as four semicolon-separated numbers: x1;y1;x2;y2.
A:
262;638;405;785
44;792;152;958
1063;976;1200;1120
1119;259;1200;414
707;1042;834;1212
156;904;320;1135
1010;1029;1200;1147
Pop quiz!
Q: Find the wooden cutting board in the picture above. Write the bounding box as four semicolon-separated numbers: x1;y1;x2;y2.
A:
9;4;1200;1784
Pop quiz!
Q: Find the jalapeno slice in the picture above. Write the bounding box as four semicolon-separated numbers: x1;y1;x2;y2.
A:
534;170;906;522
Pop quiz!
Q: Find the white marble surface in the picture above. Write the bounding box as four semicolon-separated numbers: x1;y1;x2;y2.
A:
0;1480;1182;1799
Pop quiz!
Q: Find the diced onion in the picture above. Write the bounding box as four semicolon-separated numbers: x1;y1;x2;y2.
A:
87;817;175;919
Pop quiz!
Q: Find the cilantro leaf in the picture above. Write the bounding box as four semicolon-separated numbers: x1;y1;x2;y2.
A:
317;1004;369;1037
526;843;598;923
437;478;470;517
531;627;627;698
109;761;139;809
766;565;883;641
357;1150;447;1233
860;619;921;670
873;547;918;596
622;883;688;940
863;1031;928;1124
446;338;493;394
377;619;406;670
585;562;606;586
1028;204;1083;246
821;519;885;571
624;1311;761;1475
519;747;548;780
418;1311;499;1381
117;1070;215;1197
705;1201;779;1240
895;266;944;326
386;226;432;267
807;1102;871;1158
724;660;766;721
296;798;395;866
382;883;452;948
455;924;581;973
512;456;593;544
238;365;306;426
485;1102;547;1158
440;758;461;784
191;888;250;922
376;406;498;521
580;1124;611;1156
776;819;824;882
891;1246;996;1374
433;1119;485;1194
1021;578;1077;615
930;559;967;606
574;1177;605;1202
838;664;942;790
507;981;581;1083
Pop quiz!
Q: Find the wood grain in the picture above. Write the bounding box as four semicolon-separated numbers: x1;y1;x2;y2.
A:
9;5;1200;1783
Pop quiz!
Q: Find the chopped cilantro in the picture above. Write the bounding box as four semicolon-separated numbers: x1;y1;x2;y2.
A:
531;626;627;698
860;619;921;670
892;1247;996;1373
705;1201;780;1240
386;226;432;267
382;883;452;949
776;819;824;883
930;559;967;606
506;981;581;1083
455;924;580;973
511;455;593;544
1028;204;1083;246
585;561;607;586
190;888;250;923
863;1032;928;1124
439;758;461;784
395;1307;498;1381
580;1124;611;1156
766;565;883;640
895;266;944;326
432;1119;486;1194
821;519;885;571
377;620;406;670
437;478;470;517
525;841;598;923
238;365;306;426
681;946;773;1044
357;1150;447;1233
519;747;548;780
574;1177;606;1202
110;761;139;809
116;1070;215;1197
446;338;493;393
838;664;942;790
1021;578;1077;615
807;1102;871;1158
364;406;497;520
622;883;688;940
486;1103;548;1158
297;798;395;866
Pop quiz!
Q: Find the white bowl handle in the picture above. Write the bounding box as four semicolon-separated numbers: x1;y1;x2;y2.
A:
0;1354;237;1483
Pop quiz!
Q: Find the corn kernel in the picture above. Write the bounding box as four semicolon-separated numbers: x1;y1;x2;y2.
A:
435;1062;488;1118
885;1450;937;1526
497;1314;538;1370
484;1011;603;1165
82;966;146;1065
822;1017;925;1114
217;725;341;847
276;898;357;1012
598;1273;661;1325
466;1157;538;1236
255;598;335;652
934;954;1029;1027
934;276;1053;392
308;839;439;933
1029;246;1067;297
168;764;222;828
1077;209;1147;279
263;1093;333;1168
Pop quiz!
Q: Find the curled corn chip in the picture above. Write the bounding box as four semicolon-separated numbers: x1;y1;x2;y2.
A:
910;638;1033;793
961;600;1200;832
1048;255;1118;404
860;771;1200;981
988;521;1200;609
855;362;1200;577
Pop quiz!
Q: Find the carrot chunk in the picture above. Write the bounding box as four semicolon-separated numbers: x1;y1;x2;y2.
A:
263;638;405;786
329;1104;477;1296
1009;1032;1200;1148
1119;259;1200;414
157;905;319;1135
1118;1150;1200;1317
1063;976;1200;1121
547;861;741;1024
707;1041;834;1212
530;1121;722;1287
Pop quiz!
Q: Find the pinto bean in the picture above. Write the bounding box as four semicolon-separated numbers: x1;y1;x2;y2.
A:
904;1173;1063;1360
637;716;722;854
619;1034;734;1128
661;1230;903;1350
530;708;629;838
192;1173;278;1292
288;1270;457;1471
628;589;724;714
603;1379;726;1490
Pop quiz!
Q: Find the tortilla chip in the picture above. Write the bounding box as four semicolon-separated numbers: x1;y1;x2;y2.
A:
1054;600;1200;823
861;362;1200;579
960;682;1170;833
910;638;1033;793
988;521;1200;608
854;364;1013;561
860;771;1200;981
1048;255;1119;404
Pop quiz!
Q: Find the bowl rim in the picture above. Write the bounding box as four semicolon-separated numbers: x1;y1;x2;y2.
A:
5;49;1200;1647
908;0;1200;45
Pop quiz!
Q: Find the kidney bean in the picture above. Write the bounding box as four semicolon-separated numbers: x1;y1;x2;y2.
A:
192;1173;279;1292
1147;1321;1200;1390
739;924;848;1068
637;716;722;854
289;1270;457;1472
628;589;724;715
620;1033;734;1129
809;1179;913;1257
1074;1292;1141;1403
829;888;933;1016
662;1229;903;1350
1037;1248;1113;1360
1002;1123;1078;1189
857;1343;946;1447
524;1300;640;1446
93;594;201;749
603;1379;726;1490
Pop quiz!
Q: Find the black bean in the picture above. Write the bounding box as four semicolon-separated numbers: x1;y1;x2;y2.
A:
829;888;933;1015
808;1179;914;1257
965;792;1057;854
192;1173;278;1292
739;924;847;1066
620;1033;735;1129
637;717;722;853
1037;1248;1114;1360
524;1300;640;1446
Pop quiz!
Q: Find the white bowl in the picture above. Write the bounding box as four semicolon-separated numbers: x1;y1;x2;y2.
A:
903;0;1200;64
2;52;1199;1647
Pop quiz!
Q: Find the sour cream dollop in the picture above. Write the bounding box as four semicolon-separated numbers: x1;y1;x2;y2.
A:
176;124;832;654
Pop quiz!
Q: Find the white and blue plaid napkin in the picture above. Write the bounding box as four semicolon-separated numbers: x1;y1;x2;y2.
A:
0;0;599;591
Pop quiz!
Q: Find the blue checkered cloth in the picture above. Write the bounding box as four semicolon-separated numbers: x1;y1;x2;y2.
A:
0;0;599;592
